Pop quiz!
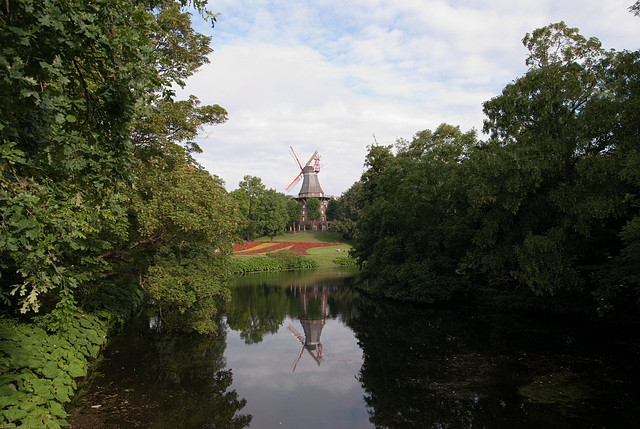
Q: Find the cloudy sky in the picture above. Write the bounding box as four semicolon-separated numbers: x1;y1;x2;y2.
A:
177;0;640;196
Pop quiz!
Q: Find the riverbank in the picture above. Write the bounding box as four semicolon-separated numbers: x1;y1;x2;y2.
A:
0;281;144;428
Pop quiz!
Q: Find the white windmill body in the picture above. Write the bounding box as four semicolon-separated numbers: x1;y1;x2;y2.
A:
286;147;331;231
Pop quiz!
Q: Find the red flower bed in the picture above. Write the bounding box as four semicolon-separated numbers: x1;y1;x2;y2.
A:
232;242;265;252
233;241;341;255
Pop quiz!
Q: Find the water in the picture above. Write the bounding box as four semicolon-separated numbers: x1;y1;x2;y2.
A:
72;268;640;428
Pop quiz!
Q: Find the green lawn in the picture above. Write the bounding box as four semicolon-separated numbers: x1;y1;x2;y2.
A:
244;232;353;267
306;243;352;266
254;231;351;245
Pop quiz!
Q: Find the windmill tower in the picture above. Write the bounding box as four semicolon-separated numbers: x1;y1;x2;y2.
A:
286;146;330;231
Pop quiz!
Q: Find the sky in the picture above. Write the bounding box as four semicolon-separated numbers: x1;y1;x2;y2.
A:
177;0;640;196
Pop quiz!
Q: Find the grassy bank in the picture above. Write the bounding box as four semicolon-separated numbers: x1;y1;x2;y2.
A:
249;232;352;266
233;232;355;272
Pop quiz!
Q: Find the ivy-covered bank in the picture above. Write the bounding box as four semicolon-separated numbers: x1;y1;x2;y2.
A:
0;283;143;428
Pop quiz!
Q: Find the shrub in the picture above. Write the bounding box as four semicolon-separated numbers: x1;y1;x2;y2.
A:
231;251;318;275
232;257;283;275
266;250;318;270
333;256;358;266
0;313;108;428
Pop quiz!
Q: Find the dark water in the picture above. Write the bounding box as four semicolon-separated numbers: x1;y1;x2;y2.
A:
73;268;640;428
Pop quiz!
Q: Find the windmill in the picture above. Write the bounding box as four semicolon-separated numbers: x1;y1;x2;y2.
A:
286;146;324;198
286;146;330;231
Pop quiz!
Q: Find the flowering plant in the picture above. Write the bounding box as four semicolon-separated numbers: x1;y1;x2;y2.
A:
233;241;340;255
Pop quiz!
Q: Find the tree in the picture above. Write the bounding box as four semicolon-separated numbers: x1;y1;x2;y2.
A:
590;48;640;313
1;0;154;314
463;22;631;307
286;198;301;229
253;189;288;241
353;125;475;303
238;176;266;241
306;197;321;221
229;189;250;237
0;0;242;333
325;198;338;221
331;182;363;241
115;117;244;332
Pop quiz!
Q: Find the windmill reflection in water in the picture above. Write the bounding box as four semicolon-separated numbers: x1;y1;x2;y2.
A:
287;284;331;372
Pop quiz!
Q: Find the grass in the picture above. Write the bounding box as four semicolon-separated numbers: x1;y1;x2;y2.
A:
254;231;350;244
306;243;352;266
240;232;353;267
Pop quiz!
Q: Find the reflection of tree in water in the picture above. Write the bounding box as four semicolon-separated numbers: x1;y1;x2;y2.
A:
347;295;631;429
226;283;290;344
145;320;252;429
225;272;362;347
74;311;252;428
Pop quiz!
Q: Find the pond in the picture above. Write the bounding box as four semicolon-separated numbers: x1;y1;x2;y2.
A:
71;268;640;428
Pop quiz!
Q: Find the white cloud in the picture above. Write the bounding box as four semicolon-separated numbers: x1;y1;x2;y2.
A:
179;0;640;195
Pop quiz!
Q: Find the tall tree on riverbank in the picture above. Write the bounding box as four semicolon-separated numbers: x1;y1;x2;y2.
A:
0;0;242;332
354;125;476;303
351;20;640;317
462;22;636;311
331;181;363;241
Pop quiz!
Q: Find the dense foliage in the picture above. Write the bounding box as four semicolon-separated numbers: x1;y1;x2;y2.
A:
232;251;318;275
235;175;299;240
0;0;243;328
0;316;107;427
305;196;321;221
1;1;244;426
330;181;362;241
345;21;640;318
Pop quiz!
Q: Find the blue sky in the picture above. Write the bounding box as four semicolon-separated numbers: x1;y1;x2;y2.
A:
178;0;640;196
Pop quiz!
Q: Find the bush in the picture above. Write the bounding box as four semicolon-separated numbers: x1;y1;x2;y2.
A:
231;251;318;275
0;313;108;428
232;257;283;275
266;250;318;270
333;256;358;266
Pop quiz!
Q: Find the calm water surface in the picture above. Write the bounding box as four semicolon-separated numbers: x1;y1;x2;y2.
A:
73;268;640;428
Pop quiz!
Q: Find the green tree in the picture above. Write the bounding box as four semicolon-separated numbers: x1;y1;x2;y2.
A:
253;189;288;241
463;22;631;307
325;198;338;221
305;197;321;221
353;125;475;302
286;198;301;229
230;189;250;237
331;182;363;241
238;175;266;241
0;0;154;314
591;48;640;313
0;0;242;332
